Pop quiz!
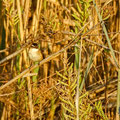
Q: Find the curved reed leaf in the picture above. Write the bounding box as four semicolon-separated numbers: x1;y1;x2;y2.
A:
80;51;93;93
59;96;74;109
95;101;108;120
62;103;76;115
56;71;68;80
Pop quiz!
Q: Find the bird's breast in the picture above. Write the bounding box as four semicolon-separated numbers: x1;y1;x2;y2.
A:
29;48;43;61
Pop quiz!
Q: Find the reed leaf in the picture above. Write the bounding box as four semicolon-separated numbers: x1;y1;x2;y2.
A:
80;51;93;92
56;71;68;80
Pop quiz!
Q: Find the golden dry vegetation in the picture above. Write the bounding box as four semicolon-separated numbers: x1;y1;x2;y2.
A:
0;0;120;120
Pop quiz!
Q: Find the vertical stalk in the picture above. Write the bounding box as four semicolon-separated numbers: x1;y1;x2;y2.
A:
17;0;35;120
28;77;35;120
117;69;120;119
116;0;120;119
0;0;3;46
17;0;24;41
76;40;82;120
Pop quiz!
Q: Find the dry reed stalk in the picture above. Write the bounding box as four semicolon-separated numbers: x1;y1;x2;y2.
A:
31;0;42;33
116;0;120;118
27;76;35;120
10;0;15;73
17;0;23;72
17;0;24;41
23;1;35;119
0;0;3;46
89;7;94;85
49;2;57;86
17;0;35;119
4;14;9;56
101;53;108;114
76;39;82;120
92;0;100;86
1;106;6;120
24;0;30;30
61;0;70;117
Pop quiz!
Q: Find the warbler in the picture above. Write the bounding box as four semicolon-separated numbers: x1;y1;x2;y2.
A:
28;43;43;62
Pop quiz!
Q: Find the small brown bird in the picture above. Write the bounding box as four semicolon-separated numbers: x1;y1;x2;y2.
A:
28;43;43;62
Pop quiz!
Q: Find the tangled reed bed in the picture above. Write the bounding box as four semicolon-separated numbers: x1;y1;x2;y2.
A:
0;0;120;119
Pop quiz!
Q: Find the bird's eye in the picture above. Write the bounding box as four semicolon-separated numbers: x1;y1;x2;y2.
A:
32;43;38;47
